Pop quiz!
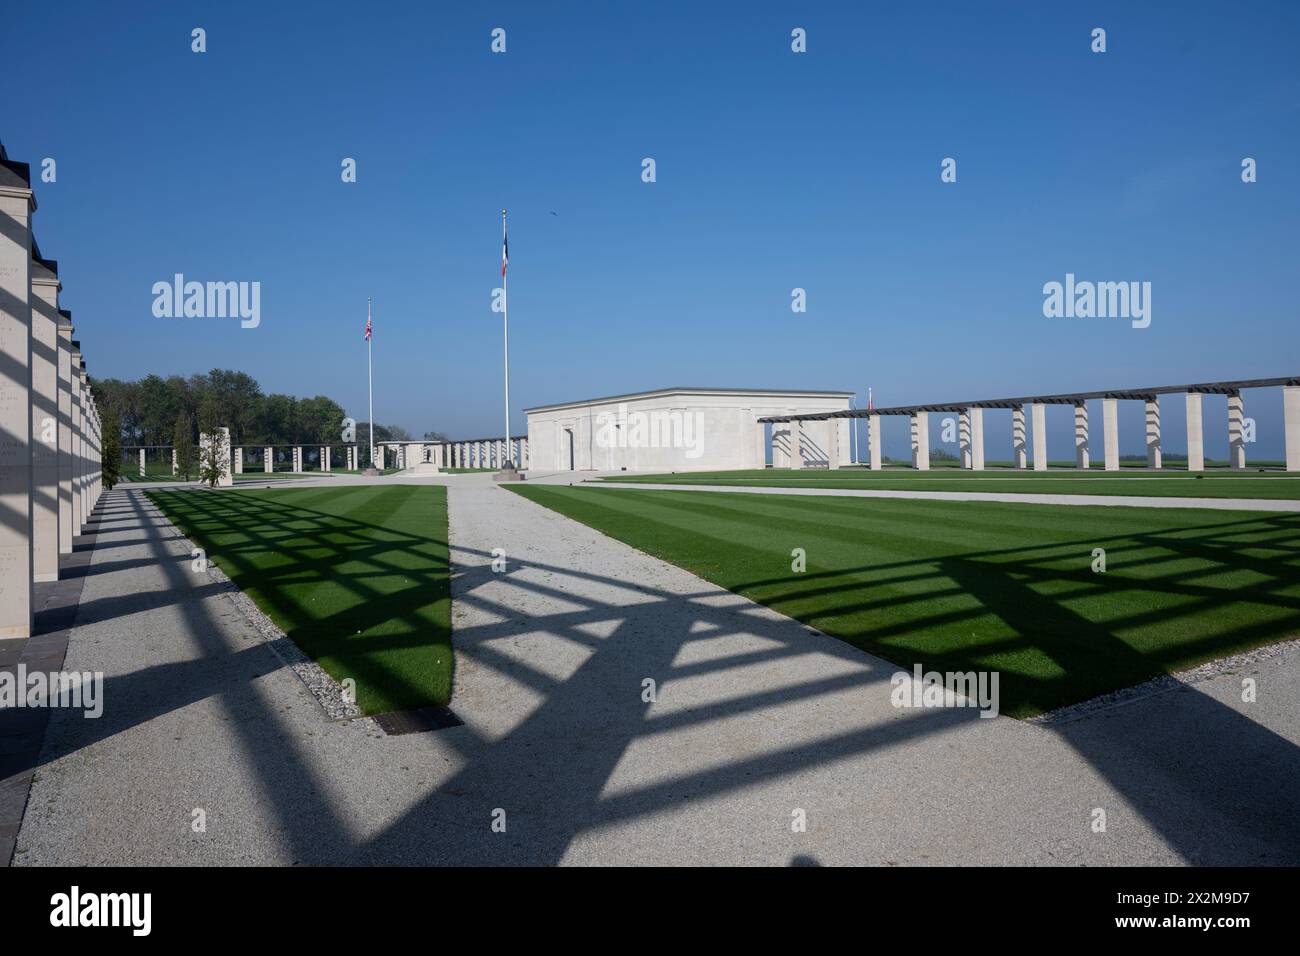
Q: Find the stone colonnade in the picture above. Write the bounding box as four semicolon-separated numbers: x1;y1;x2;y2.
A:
379;437;530;471
764;382;1300;473
1;146;104;636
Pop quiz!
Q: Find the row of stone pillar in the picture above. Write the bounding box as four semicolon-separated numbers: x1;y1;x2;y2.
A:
776;389;1295;471
370;439;531;472
1;147;103;638
197;445;361;474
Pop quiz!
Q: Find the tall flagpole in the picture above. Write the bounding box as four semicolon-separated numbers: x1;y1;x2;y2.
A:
502;209;512;467
367;296;375;469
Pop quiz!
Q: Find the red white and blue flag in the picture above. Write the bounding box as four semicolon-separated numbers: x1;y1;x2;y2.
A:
501;223;509;278
364;309;372;341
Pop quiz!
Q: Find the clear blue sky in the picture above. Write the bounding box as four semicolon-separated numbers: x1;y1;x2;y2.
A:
5;0;1298;456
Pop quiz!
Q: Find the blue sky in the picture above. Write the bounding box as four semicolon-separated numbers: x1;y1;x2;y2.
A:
5;0;1298;456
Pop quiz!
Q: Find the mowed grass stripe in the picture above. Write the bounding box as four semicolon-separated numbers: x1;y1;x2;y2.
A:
149;485;452;715
596;469;1300;499
509;485;1300;717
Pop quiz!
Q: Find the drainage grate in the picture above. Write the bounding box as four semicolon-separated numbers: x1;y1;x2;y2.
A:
373;705;464;736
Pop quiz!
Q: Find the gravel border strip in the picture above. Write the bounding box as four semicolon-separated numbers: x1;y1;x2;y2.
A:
140;492;365;721
1027;636;1300;726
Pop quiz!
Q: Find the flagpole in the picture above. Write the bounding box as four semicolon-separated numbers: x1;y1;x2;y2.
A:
502;208;512;467
367;296;374;469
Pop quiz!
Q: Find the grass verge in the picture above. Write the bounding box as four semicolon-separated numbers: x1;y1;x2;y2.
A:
596;468;1300;499
148;484;452;715
509;485;1300;717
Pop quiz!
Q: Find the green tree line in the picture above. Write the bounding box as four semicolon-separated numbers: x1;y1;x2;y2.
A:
87;368;413;450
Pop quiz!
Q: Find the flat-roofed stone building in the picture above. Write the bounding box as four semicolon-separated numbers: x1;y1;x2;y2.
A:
525;386;853;472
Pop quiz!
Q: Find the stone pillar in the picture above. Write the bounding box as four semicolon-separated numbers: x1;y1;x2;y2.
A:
91;402;99;509
1227;391;1246;470
264;446;273;473
91;407;97;508
75;362;87;529
1145;399;1162;469
69;342;82;534
1186;393;1204;471
521;438;528;468
323;446;332;471
910;412;930;470
1012;405;1027;469
139;447;146;478
970;407;984;471
789;419;804;469
1030;403;1047;471
172;448;178;476
293;446;302;472
869;414;882;470
234;447;244;474
958;410;971;469
1285;387;1300;472
30;259;60;582
830;420;847;470
0;160;36;636
1102;398;1119;471
56;311;73;555
1073;402;1090;469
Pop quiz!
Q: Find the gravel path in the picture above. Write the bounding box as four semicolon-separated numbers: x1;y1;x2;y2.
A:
11;476;1300;865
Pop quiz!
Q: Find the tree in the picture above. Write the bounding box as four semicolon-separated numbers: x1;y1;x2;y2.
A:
173;413;195;481
197;399;229;488
137;374;174;448
257;393;298;445
203;368;263;444
101;407;122;490
297;395;347;445
423;430;450;442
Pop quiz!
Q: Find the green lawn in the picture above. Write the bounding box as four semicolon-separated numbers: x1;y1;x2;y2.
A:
509;485;1300;717
148;485;452;715
120;467;187;482
595;468;1300;500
